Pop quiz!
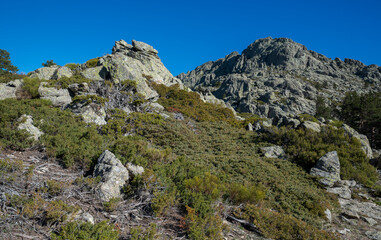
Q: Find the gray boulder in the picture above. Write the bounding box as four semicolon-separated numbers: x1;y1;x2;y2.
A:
260;145;285;159
132;40;158;55
81;66;107;81
38;82;72;107
68;83;90;95
54;66;73;79
366;231;381;240
0;79;23;100
342;124;373;159
17;115;43;141
29;66;59;80
93;150;129;201
69;102;107;125
327;186;351;199
126;162;144;176
310;151;341;187
300;121;321;133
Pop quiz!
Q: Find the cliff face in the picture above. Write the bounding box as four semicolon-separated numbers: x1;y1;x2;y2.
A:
178;37;381;125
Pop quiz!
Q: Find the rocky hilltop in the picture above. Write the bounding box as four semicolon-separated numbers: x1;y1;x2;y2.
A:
178;37;381;125
0;38;381;240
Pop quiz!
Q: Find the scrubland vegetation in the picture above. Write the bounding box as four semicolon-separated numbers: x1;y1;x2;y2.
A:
0;78;379;239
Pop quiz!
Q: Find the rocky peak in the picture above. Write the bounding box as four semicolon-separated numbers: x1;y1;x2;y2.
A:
178;37;381;125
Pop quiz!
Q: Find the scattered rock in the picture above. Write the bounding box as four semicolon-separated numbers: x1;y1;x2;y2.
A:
325;208;332;223
300;121;321;133
93;150;129;201
17;115;43;141
247;123;253;131
327;186;351;199
362;216;377;226
260;146;285;159
310;151;340;187
337;228;351;235
127;162;144;176
38;82;72;107
366;231;381;240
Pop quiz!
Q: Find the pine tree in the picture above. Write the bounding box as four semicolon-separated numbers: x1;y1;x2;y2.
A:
0;49;18;75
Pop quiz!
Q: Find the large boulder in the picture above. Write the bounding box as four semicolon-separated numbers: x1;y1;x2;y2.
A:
17;115;43;141
28;66;59;80
341;124;373;159
69;102;107;125
54;66;73;79
310;151;341;187
80;66;107;81
38;82;72;107
0;79;23;100
300;121;321;133
93;150;129;201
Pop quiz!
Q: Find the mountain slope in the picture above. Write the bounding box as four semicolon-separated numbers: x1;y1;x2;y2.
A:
178;37;381;125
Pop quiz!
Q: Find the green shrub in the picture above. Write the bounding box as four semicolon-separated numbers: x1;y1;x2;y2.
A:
235;204;338;240
265;126;378;186
103;197;120;212
20;77;41;98
151;83;236;122
51;221;119;240
227;183;265;204
130;223;157;240
65;63;80;71
85;58;99;68
72;95;109;106
298;113;319;123
47;74;92;89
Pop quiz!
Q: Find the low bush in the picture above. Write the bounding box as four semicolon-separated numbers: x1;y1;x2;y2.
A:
234;204;338;240
265;126;378;186
85;58;99;68
151;83;236;122
51;221;119;240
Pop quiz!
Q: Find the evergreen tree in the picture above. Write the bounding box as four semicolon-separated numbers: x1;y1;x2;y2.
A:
0;49;18;75
340;91;381;148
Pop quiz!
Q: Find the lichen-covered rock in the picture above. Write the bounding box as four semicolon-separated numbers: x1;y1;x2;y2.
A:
17;115;43;141
310;151;340;187
260;146;285;159
38;82;72;107
93;150;129;201
300;121;321;133
132;40;158;55
327;186;351;199
127;162;144;176
69;102;106;125
68;83;90;95
29;66;59;80
0;79;23;100
54;66;73;79
81;66;107;81
342;124;373;159
99;39;183;100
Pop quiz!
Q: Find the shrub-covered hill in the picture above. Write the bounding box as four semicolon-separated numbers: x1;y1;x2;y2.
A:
1;39;381;240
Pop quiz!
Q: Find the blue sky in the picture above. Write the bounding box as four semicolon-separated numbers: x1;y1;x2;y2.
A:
1;0;380;75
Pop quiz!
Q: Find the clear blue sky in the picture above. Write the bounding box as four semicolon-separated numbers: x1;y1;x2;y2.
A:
1;0;380;75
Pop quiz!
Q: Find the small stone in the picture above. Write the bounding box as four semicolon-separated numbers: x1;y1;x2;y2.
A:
362;217;377;226
325;209;332;222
